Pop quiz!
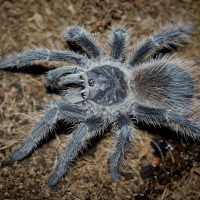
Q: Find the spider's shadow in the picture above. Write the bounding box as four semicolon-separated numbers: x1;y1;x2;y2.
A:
152;44;178;59
2;65;62;94
136;120;200;144
3;64;51;75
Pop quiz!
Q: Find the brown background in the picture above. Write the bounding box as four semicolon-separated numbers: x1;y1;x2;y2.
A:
0;0;200;199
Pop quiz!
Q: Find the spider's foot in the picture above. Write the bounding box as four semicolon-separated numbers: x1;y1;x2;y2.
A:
48;172;62;187
9;148;29;162
0;159;15;167
110;166;121;181
110;167;134;181
0;149;26;168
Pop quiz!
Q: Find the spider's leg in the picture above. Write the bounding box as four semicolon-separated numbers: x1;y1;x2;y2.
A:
128;21;195;66
44;66;83;89
48;117;104;187
108;26;128;60
0;48;86;70
4;100;86;164
63;26;101;58
109;115;133;180
133;105;200;139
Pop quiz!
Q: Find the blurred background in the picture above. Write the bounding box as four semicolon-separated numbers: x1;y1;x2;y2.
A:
0;0;200;199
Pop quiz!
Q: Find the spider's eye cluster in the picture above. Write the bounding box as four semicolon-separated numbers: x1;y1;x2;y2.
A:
88;79;94;86
80;74;84;80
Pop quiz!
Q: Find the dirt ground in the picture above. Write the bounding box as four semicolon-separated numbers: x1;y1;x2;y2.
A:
0;0;200;199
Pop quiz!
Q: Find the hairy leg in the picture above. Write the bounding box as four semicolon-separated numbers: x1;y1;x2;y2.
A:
133;104;200;139
63;26;101;58
128;21;195;66
4;100;86;164
48;117;104;187
44;66;83;89
109;115;133;180
108;26;128;60
0;48;86;69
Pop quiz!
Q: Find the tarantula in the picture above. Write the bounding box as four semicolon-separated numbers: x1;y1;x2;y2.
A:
1;21;200;187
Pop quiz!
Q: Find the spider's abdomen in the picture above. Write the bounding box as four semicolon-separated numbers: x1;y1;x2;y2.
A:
132;62;195;110
87;65;128;106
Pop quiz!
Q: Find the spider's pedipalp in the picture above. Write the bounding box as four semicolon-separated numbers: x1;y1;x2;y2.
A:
0;48;85;70
133;105;200;139
58;73;84;86
128;21;195;66
108;26;128;60
45;66;81;89
63;26;101;58
48;117;104;187
5;101;86;164
109;115;133;180
63;88;86;103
